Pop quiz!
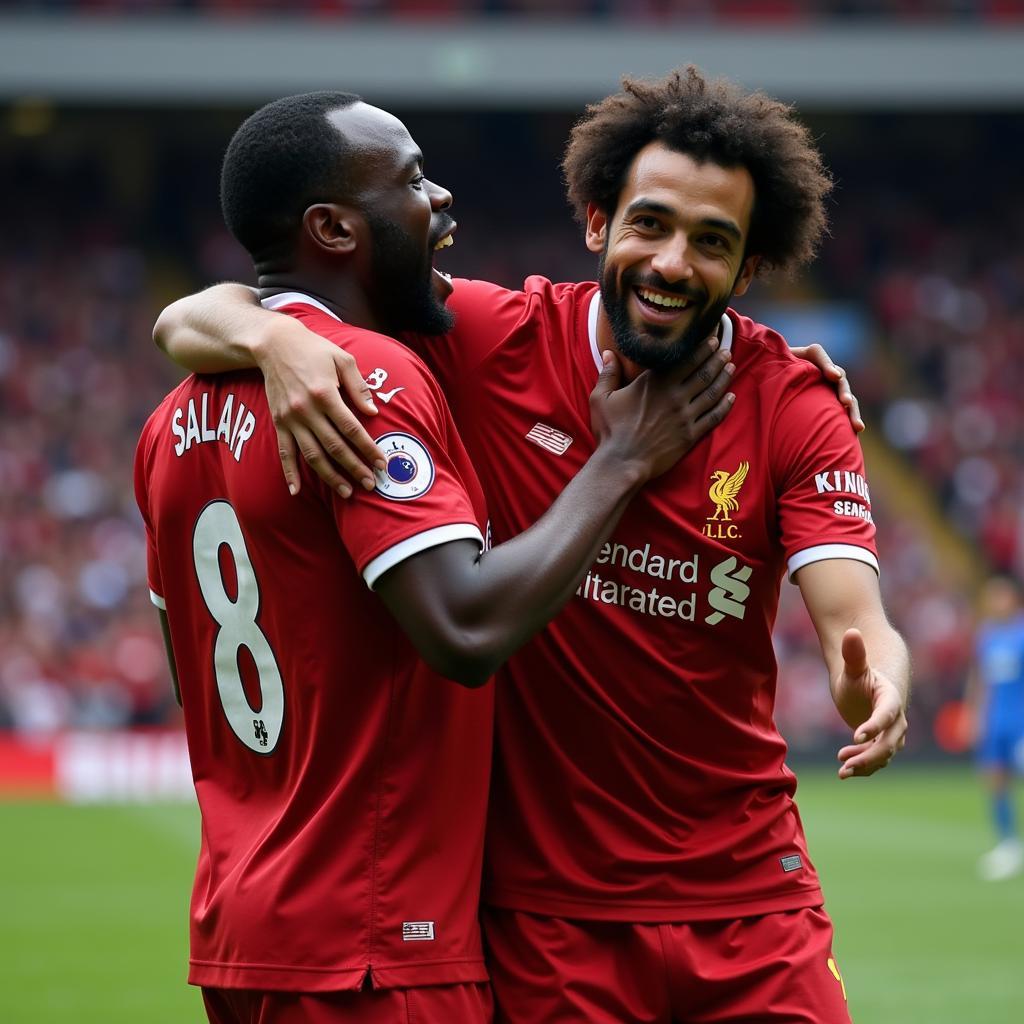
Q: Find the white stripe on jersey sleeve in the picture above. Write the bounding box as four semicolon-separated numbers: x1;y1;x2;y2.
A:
787;544;879;582
150;589;167;610
363;523;484;590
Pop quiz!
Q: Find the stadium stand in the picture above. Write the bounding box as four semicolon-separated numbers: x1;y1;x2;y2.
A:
0;84;1020;760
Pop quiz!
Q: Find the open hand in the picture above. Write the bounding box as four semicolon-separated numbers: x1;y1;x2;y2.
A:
254;321;385;497
835;628;908;779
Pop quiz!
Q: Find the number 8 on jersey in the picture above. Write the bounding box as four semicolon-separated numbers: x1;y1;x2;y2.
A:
193;500;285;754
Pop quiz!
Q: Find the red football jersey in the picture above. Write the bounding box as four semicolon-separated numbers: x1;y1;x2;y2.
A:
135;293;492;990
409;277;878;922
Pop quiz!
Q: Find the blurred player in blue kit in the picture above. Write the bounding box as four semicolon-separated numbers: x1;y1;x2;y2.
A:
967;575;1024;881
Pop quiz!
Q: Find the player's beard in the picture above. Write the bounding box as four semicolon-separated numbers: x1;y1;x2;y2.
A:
365;213;455;337
598;249;733;372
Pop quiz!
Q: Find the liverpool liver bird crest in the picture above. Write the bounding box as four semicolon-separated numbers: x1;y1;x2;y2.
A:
708;462;749;521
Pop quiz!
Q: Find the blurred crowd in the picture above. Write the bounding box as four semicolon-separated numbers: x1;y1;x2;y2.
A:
3;1;1023;22
773;122;1024;752
1;107;1021;755
0;238;181;734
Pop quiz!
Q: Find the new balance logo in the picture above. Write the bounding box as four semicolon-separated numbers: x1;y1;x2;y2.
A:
402;921;435;941
526;423;573;455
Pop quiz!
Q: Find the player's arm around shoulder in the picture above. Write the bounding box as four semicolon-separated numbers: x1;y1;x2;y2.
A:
152;283;384;495
796;559;910;780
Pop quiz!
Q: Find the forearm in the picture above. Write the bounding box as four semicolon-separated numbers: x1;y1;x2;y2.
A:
153;283;267;372
380;345;736;685
798;559;910;727
387;445;647;685
471;447;644;652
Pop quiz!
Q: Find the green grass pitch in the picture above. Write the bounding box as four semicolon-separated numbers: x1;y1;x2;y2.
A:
2;765;1021;1022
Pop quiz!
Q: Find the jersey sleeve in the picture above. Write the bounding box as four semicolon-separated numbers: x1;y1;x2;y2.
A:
132;419;166;610
403;279;529;392
319;340;485;590
771;371;879;581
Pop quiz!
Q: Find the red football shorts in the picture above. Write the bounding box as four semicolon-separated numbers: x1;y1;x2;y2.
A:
201;982;493;1024
481;905;851;1023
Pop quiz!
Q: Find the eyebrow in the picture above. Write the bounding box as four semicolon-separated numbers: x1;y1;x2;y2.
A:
400;152;424;176
623;198;743;243
702;217;743;243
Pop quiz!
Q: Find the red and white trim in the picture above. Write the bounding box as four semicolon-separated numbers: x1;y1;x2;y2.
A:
363;523;484;590
261;291;342;320
787;543;879;581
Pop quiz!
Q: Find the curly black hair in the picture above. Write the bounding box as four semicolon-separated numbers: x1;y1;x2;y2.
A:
221;91;362;266
563;67;832;276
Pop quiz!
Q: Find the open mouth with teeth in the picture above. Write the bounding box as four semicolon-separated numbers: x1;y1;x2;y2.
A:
428;228;456;299
634;286;693;316
431;230;455;293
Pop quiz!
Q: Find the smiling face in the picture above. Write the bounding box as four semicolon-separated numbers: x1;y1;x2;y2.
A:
586;143;760;371
329;103;457;335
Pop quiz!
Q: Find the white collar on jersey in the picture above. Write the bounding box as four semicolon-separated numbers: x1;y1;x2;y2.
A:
261;290;343;322
586;290;733;373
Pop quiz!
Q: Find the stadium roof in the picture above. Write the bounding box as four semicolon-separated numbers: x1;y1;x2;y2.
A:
1;17;1022;108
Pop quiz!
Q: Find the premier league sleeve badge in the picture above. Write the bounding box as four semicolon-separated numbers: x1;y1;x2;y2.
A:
373;432;436;501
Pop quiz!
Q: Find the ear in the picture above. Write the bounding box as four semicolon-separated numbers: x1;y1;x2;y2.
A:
731;254;760;297
302;203;359;256
584;202;609;255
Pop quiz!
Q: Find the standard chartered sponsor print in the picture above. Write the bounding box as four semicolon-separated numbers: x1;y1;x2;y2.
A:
576;540;752;625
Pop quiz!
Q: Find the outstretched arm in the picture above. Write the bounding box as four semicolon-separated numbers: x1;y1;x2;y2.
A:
376;341;735;687
154;283;384;495
797;559;910;778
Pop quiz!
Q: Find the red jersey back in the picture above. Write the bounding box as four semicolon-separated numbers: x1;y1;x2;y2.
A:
411;277;878;922
135;294;491;990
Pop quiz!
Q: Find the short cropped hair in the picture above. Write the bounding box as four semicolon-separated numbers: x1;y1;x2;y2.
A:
562;67;832;275
221;91;362;264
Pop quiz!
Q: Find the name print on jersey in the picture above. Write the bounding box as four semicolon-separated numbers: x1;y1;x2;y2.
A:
577;540;753;627
814;468;873;524
171;392;257;462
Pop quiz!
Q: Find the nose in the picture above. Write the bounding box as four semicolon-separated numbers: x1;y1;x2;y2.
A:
427;179;453;211
650;237;694;284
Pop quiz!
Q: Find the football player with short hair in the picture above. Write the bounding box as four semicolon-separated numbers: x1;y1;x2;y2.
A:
137;89;737;1024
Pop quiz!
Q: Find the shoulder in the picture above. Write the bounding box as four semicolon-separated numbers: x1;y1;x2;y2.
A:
733;310;840;416
137;379;193;447
281;303;439;389
134;380;198;499
732;311;814;385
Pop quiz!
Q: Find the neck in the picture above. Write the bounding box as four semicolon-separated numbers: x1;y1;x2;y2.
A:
594;305;728;382
257;270;378;331
594;307;645;383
